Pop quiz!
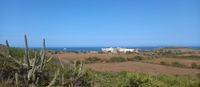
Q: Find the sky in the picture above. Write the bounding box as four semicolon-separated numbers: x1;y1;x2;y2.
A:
0;0;200;47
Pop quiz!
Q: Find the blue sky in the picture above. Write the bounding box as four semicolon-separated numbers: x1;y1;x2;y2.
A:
0;0;199;47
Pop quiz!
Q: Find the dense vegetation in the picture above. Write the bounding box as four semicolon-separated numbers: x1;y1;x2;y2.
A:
85;57;102;63
90;71;200;87
154;48;200;59
84;56;147;64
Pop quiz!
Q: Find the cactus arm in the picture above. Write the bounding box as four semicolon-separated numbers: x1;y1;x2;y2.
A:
15;73;19;87
28;52;37;81
47;69;60;87
5;40;11;58
24;34;30;68
40;38;46;70
58;57;64;69
46;56;53;63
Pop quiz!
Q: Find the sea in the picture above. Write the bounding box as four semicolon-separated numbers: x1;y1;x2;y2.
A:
32;46;200;52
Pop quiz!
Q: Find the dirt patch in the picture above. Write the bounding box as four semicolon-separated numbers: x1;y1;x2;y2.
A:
156;48;200;54
55;53;138;60
86;62;200;75
142;58;200;67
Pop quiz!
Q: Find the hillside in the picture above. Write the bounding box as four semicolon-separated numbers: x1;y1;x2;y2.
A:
0;40;200;87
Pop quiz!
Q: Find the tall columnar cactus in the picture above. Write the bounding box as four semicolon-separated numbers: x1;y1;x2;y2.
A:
47;69;60;87
3;35;62;86
5;40;11;58
40;38;46;71
58;57;65;85
67;60;86;87
15;72;19;87
24;34;30;68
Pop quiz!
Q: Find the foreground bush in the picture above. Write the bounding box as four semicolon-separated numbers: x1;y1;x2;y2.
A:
90;71;200;87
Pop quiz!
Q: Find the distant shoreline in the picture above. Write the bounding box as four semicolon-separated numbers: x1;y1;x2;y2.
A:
31;46;200;52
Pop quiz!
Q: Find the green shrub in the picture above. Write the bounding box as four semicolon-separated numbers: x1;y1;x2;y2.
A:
9;48;24;58
198;65;200;69
91;71;200;87
109;57;126;62
160;61;170;66
186;55;200;59
9;47;36;58
174;55;200;60
85;57;102;63
171;61;185;68
191;62;198;69
0;58;19;80
127;57;135;61
0;53;4;58
127;56;144;61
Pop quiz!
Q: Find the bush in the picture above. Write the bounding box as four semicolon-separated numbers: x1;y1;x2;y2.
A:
91;71;200;87
160;61;170;66
0;58;19;81
9;47;36;58
127;56;144;61
198;65;200;69
10;48;24;58
171;61;185;68
186;55;200;59
127;57;135;61
109;57;126;62
85;57;102;63
191;62;198;69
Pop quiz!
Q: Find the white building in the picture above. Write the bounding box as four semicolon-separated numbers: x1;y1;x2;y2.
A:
101;47;117;53
102;47;139;53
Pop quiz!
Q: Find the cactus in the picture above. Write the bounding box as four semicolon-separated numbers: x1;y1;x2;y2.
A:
47;69;60;87
58;57;65;85
65;60;86;87
5;40;11;58
27;52;37;81
40;38;46;71
3;35;60;86
24;34;30;68
15;72;19;87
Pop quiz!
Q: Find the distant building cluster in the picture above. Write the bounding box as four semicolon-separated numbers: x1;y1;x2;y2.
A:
101;47;139;54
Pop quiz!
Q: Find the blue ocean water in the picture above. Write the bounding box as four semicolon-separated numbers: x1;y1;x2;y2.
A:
36;46;200;52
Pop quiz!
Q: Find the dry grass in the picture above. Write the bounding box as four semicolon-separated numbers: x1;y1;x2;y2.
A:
86;61;200;75
55;53;139;60
142;58;200;67
56;52;200;75
158;48;200;54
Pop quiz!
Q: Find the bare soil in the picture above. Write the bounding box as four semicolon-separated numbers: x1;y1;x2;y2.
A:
56;51;200;75
86;62;200;75
142;58;200;67
156;48;200;54
56;53;138;60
